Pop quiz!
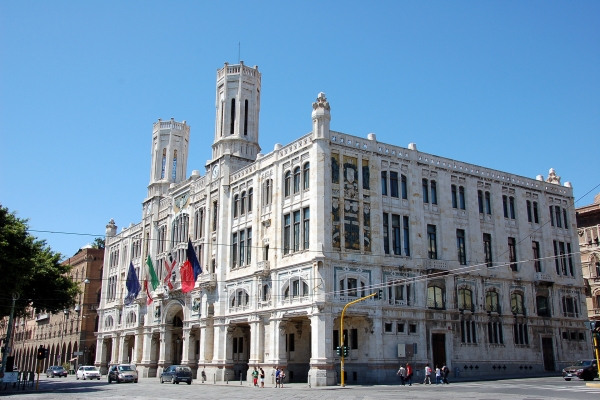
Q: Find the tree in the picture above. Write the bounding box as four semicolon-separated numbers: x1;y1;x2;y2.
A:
92;237;105;249
0;205;80;318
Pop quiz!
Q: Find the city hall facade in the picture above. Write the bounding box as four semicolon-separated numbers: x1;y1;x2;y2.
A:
95;62;590;385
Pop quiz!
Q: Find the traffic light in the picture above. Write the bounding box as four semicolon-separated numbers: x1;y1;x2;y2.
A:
342;345;349;357
374;289;383;299
336;346;341;356
37;346;45;360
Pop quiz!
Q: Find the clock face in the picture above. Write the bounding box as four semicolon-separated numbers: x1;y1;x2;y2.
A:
212;164;220;179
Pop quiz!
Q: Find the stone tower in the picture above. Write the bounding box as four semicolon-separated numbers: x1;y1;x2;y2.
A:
148;118;190;198
210;62;261;166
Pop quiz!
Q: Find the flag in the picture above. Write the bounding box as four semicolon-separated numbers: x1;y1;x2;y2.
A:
125;262;141;305
164;257;176;290
180;239;202;293
145;255;160;291
144;279;153;305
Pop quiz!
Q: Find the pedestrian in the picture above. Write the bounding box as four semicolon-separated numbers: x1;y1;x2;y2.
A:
442;365;450;384
201;369;206;383
280;368;286;388
274;367;280;388
435;365;441;384
397;365;406;386
423;363;432;384
405;363;413;386
259;367;265;388
252;367;259;387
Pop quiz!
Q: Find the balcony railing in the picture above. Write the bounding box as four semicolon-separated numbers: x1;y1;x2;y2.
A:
198;273;217;289
486;304;501;314
255;260;270;276
534;272;553;284
425;259;448;272
427;300;445;310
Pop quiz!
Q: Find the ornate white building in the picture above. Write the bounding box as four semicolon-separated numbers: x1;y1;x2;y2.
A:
95;62;591;385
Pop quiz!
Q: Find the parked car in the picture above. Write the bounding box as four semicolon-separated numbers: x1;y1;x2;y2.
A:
46;366;68;378
562;359;598;381
76;365;101;380
107;364;138;383
159;365;193;385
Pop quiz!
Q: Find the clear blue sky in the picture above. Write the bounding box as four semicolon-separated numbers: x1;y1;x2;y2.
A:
1;1;598;258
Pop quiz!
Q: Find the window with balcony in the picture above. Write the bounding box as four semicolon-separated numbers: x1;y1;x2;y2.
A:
387;281;411;305
230;289;250;310
427;224;437;259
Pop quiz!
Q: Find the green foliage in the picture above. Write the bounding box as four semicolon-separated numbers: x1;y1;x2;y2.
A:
0;204;80;318
92;237;105;249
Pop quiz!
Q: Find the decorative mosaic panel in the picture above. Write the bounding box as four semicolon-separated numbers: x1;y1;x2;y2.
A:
362;159;370;190
331;154;339;184
332;197;340;249
363;202;371;252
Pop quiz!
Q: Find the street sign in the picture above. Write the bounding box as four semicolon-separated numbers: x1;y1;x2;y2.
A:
74;351;83;356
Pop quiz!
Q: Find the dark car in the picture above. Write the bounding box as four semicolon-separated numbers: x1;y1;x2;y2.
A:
562;359;598;381
46;365;68;378
107;364;138;383
160;365;192;385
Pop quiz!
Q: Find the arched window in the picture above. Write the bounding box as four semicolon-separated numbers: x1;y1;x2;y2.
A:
233;195;239;218
263;179;272;206
427;285;444;309
230;289;250;310
230;98;236;135
262;284;270;302
247;188;253;212
284;171;291;197
511;292;525;315
104;316;114;329
284;278;310;300
240;191;246;215
303;162;310;190
293;167;301;193
171;214;189;245
457;288;474;312
387;280;411;305
485;290;500;313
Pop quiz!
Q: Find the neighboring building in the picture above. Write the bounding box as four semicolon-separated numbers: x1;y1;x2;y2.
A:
576;193;600;324
94;61;590;386
2;247;104;372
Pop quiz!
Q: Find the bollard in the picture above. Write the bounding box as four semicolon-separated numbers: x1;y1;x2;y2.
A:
308;375;311;388
213;374;216;384
240;374;243;385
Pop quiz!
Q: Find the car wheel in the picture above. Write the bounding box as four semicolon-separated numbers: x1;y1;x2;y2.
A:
176;381;180;384
172;378;176;384
564;378;571;381
135;379;138;383
187;380;191;385
160;377;164;384
76;376;79;380
108;378;111;384
98;378;101;380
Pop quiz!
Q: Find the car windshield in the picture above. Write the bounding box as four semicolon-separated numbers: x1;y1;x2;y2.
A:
118;366;134;371
54;367;64;370
176;367;191;372
84;367;97;371
574;360;592;367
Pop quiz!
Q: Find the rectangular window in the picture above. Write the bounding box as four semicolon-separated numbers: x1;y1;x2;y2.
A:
303;207;310;249
563;208;568;230
485;192;491;214
559;241;567;275
212;201;218;232
431;181;437;204
483;233;493;268
503;195;508;218
293;210;301;252
383;212;390;254
333;329;339;350
457;229;466;265
350;328;358;349
513;323;528;345
409;324;417;333
549;206;554;226
451;185;458;208
422;179;429;203
381;171;388;196
427;224;437;259
397;323;405;333
401;175;408;199
283;214;291;255
508;237;517;271
461;320;477;344
232;233;238;267
384;322;393;332
566;242;574;276
478;190;484;213
555;206;562;228
526;200;532;223
403;216;410;256
239;230;245;266
532;241;541;272
247;228;252;265
392;214;401;255
554;240;560;274
390;171;399;198
533;202;539;223
459;186;466;210
509;197;515;219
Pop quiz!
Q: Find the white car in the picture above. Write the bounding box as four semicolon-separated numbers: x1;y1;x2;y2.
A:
76;366;101;380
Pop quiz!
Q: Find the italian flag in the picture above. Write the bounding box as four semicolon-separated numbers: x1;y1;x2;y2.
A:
145;255;160;290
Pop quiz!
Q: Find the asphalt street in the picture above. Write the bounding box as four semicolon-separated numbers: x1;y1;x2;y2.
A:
1;375;598;399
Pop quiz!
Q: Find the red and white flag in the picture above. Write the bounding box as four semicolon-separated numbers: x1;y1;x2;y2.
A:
144;279;153;305
164;259;176;290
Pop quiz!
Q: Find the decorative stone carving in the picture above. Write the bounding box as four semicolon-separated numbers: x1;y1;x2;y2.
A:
312;92;330;110
546;168;561;185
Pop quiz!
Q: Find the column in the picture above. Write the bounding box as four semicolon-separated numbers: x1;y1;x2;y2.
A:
133;331;144;364
94;336;104;369
181;327;191;365
158;329;171;372
308;312;335;386
117;335;128;364
110;335;120;366
248;317;264;366
268;317;288;366
198;320;213;365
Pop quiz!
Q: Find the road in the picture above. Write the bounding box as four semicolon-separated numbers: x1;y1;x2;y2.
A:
1;375;598;399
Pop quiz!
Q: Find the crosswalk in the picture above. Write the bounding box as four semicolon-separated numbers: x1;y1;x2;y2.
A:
460;381;599;394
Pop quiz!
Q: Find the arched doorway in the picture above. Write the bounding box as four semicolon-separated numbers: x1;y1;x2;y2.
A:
171;313;184;365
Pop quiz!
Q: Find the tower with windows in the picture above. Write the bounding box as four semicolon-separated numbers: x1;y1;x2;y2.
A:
148;118;190;198
210;62;261;168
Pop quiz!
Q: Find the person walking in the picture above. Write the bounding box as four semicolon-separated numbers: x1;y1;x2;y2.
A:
274;367;281;388
442;365;450;384
397;365;406;386
279;368;286;388
259;367;265;388
252;367;259;387
423;363;432;384
435;365;441;384
405;363;413;386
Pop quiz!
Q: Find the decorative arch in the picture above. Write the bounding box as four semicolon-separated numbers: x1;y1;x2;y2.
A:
283;277;310;301
162;299;185;325
104;315;114;329
229;288;250;310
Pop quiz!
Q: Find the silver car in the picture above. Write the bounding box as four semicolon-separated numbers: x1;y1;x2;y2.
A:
76;365;101;380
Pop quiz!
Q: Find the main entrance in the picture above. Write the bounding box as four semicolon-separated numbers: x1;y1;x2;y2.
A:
431;333;446;369
541;337;555;371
